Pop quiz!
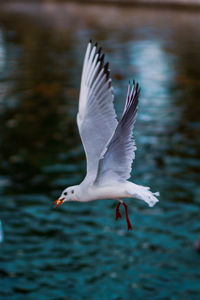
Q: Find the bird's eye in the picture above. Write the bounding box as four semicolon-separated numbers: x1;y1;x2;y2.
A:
72;190;74;194
64;192;67;196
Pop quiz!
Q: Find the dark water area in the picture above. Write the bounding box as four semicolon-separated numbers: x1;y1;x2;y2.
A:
0;3;200;300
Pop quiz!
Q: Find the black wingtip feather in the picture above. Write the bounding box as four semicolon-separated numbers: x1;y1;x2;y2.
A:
87;41;112;83
99;53;105;69
100;53;105;62
123;80;140;119
104;62;110;80
106;70;110;80
104;62;109;70
97;47;102;56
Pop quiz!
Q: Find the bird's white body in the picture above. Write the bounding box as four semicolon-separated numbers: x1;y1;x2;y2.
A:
77;181;131;202
56;41;159;229
64;181;159;207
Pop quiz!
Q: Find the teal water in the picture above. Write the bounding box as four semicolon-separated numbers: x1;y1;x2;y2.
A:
0;3;200;300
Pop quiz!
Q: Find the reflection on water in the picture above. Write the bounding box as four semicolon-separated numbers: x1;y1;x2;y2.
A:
0;219;3;243
0;3;200;300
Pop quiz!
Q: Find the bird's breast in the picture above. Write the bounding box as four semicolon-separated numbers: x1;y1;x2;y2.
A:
86;184;129;201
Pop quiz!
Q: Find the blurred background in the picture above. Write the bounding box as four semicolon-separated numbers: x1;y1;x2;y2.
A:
0;1;200;300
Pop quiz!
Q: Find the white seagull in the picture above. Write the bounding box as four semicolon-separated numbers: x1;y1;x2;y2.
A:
54;41;159;230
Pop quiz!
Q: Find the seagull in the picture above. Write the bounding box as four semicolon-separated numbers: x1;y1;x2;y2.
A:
54;41;159;230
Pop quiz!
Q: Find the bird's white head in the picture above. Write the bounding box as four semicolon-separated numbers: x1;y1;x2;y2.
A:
54;185;79;208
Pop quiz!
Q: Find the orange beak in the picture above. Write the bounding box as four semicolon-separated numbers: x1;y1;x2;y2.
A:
54;197;65;208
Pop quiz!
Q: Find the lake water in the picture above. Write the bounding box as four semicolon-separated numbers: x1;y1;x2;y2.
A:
0;3;200;300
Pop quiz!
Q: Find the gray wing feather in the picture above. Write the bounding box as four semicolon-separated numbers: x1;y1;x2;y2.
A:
95;81;140;184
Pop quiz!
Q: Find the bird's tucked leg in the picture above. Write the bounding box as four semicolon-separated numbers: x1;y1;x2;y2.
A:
122;202;133;231
115;202;122;220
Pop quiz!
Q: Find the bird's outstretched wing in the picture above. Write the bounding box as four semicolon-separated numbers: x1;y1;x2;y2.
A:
95;81;140;185
77;41;118;182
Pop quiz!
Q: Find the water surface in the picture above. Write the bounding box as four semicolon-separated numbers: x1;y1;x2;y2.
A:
0;3;200;300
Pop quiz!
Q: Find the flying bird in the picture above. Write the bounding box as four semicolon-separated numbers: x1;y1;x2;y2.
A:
54;41;159;230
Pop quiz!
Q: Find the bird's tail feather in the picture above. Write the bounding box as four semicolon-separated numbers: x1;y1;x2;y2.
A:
126;182;159;207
